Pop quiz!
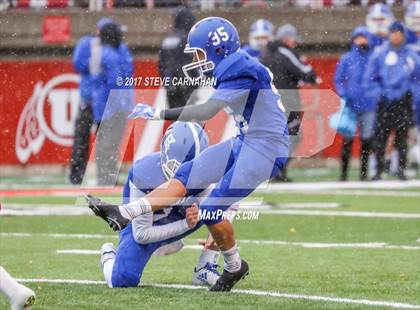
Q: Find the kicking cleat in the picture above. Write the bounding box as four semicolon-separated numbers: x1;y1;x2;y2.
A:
209;259;249;292
192;263;221;287
85;195;129;231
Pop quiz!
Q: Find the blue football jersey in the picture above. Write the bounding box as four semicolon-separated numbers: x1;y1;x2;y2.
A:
123;152;186;223
210;50;288;142
242;44;262;59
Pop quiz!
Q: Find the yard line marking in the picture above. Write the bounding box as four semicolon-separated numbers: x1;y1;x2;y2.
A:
4;233;420;250
0;232;117;239
56;245;203;255
4;232;420;251
259;180;420;192
1;207;92;216
0;187;122;198
57;250;100;255
240;202;341;209
15;278;420;309
259;210;420;219
274;190;419;197
1;202;341;217
237;240;420;250
2;206;419;219
55;240;420;255
1;180;418;198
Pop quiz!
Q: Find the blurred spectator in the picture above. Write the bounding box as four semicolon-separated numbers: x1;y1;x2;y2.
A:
364;21;420;180
261;24;319;182
335;26;376;181
366;3;395;48
158;6;196;109
69;18;113;185
242;19;274;59
92;21;134;185
405;1;420;129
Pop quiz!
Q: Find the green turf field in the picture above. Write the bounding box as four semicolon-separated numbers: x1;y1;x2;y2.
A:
0;187;419;309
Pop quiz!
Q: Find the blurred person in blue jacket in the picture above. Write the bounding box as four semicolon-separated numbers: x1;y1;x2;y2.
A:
405;1;420;129
364;21;420;180
92;21;134;186
335;26;376;181
366;3;394;49
242;19;273;59
69;18;114;185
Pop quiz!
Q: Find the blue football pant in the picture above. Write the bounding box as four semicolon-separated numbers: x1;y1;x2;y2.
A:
175;136;288;225
111;222;201;288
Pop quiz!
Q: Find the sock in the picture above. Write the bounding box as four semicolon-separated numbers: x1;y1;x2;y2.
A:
0;266;22;301
101;253;115;288
197;249;220;269
222;244;241;273
119;197;152;220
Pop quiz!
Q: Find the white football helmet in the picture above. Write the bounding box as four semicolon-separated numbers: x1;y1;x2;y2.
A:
366;3;395;36
249;19;274;51
405;1;420;33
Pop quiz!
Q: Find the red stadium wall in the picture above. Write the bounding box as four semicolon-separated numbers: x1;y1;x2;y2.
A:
0;57;349;166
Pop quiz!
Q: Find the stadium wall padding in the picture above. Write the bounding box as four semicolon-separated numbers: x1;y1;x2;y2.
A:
0;57;357;166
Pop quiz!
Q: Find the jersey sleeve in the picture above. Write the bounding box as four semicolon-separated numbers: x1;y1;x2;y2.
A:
210;78;253;106
130;175;191;244
72;37;91;74
131;214;190;245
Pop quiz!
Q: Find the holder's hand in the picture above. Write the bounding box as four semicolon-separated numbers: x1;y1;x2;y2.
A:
128;103;161;120
186;203;199;229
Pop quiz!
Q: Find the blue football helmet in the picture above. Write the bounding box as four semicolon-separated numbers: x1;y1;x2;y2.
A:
405;1;420;33
160;122;209;180
182;17;240;79
249;19;273;51
366;3;395;36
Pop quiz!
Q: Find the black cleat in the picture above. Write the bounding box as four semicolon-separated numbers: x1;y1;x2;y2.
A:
85;194;129;231
209;259;249;292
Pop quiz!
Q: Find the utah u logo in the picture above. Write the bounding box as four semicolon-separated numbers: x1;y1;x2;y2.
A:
15;74;80;163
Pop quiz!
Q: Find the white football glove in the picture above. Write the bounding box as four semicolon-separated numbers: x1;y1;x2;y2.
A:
128;103;161;120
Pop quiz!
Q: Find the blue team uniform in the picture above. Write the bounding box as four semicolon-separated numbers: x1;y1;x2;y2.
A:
370;34;386;50
364;41;420;105
91;43;134;123
407;30;420;54
335;27;376;139
72;35;96;104
111;152;202;288
242;44;261;59
174;50;289;225
407;29;420;127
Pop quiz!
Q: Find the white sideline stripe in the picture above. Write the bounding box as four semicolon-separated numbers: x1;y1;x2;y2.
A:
258;180;420;192
55;240;420;255
0;232;118;239
274;190;419;197
2;206;419;219
56;245;203;255
57;250;100;255
259;210;420;219
240;202;341;209
238;240;420;250
15;278;420;309
1;202;341;217
1;207;92;216
4;233;420;250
